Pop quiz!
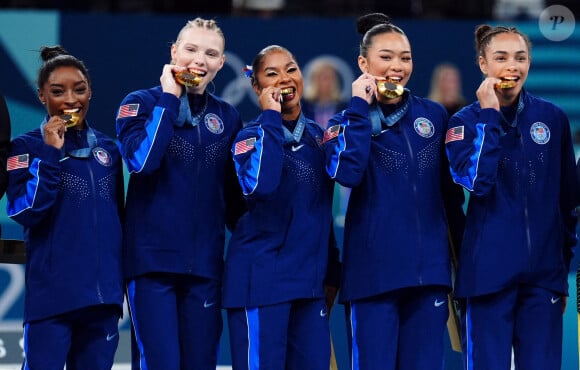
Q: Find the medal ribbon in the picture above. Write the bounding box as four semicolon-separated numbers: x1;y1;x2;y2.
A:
282;112;308;144
369;90;410;136
498;92;525;136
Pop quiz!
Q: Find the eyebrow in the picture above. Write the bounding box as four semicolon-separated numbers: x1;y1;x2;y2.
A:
492;50;528;55
183;42;222;53
49;80;87;88
377;48;411;54
264;61;297;71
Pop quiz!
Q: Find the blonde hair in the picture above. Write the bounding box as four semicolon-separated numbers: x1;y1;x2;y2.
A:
303;58;342;103
427;62;465;104
175;17;226;51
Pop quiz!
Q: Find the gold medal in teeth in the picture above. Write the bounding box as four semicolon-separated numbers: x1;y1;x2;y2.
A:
174;70;202;87
280;88;293;95
61;110;80;128
377;80;404;99
495;79;517;89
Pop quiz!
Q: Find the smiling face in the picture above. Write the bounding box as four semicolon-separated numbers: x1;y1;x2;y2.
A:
479;32;530;103
253;48;304;117
38;65;91;128
358;31;412;103
171;26;226;93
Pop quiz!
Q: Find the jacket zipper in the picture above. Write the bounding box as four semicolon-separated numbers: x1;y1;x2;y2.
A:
402;128;423;285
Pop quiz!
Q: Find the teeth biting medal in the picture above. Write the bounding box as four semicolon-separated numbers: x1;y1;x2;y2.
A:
495;78;517;89
174;70;203;87
61;109;80;128
376;79;404;99
280;88;293;102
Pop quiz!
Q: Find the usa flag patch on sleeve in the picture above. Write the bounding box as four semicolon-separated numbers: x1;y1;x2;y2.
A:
234;137;256;155
445;126;464;143
323;125;340;143
7;153;29;171
117;103;139;119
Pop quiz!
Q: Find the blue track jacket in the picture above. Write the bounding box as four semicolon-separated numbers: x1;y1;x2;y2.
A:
325;95;465;302
446;90;579;298
116;87;244;280
222;110;339;308
6;123;124;322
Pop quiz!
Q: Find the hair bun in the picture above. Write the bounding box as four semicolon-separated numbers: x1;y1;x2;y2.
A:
356;13;391;35
475;25;492;42
40;45;69;62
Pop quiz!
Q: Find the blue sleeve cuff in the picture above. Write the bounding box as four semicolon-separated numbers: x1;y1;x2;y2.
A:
260;110;283;128
158;92;181;113
349;97;370;117
479;108;501;127
41;143;65;163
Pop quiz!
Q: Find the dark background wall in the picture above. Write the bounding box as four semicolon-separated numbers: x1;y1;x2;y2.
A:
1;13;484;138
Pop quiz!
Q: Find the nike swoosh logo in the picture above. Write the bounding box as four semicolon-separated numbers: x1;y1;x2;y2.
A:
434;299;446;308
106;333;118;341
203;300;216;308
320;309;328;317
551;296;561;304
291;144;304;152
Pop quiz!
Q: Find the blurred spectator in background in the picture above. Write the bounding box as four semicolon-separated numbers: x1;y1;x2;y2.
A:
428;62;467;117
232;0;285;17
302;57;349;129
302;57;351;227
493;0;544;20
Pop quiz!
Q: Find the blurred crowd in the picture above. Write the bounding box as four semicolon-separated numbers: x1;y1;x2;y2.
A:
1;0;578;19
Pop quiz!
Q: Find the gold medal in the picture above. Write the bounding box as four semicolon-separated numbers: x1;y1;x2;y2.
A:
61;109;80;128
495;79;517;89
174;70;202;87
376;79;404;99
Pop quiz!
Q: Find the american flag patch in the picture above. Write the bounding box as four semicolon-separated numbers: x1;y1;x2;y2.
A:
234;137;256;155
445;126;464;143
323;125;340;143
117;103;139;119
7;154;29;171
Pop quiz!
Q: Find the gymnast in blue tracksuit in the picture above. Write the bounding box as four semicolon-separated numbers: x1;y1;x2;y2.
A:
222;45;340;370
116;18;244;370
445;25;579;370
324;13;465;370
6;46;124;370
